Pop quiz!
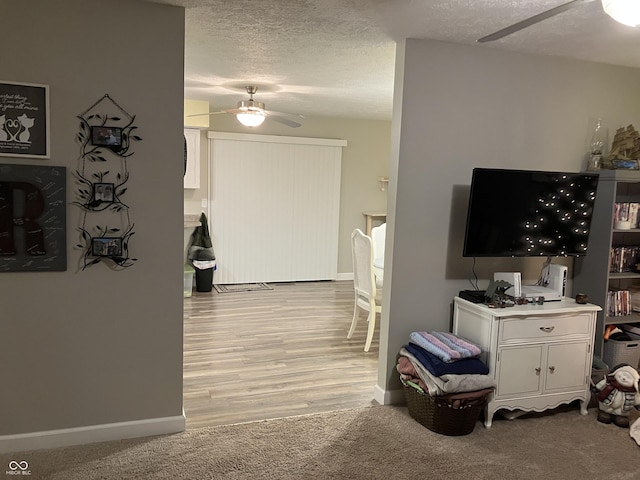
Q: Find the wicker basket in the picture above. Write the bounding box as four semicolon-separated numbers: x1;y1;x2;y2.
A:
402;383;488;436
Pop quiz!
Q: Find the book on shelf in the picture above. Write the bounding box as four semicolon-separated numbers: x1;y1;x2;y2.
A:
614;202;640;228
615;202;630;224
609;246;640;273
606;289;631;317
631;203;640;228
630;285;640;312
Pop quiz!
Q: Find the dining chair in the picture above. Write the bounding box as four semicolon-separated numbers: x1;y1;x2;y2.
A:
370;222;386;283
370;222;386;260
348;228;382;352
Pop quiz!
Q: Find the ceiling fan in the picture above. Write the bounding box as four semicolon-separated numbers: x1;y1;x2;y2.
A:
188;86;304;128
477;0;640;43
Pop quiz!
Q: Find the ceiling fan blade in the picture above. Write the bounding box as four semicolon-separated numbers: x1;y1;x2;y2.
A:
265;109;305;119
186;110;228;117
186;108;248;117
477;0;592;43
267;115;302;128
220;108;244;115
264;110;304;127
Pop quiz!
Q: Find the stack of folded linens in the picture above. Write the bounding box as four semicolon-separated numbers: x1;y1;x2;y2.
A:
397;331;495;435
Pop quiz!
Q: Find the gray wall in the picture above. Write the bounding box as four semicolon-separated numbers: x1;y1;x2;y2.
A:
0;0;185;436
378;39;640;394
184;114;391;275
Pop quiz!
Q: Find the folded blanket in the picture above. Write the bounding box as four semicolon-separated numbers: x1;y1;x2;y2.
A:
409;331;482;363
399;347;495;396
404;343;488;376
440;387;494;403
397;356;430;393
399;367;493;408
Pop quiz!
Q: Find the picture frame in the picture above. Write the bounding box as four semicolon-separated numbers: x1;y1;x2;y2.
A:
0;81;50;158
93;182;114;203
0;163;66;271
91;237;122;257
612;159;639;170
91;125;123;148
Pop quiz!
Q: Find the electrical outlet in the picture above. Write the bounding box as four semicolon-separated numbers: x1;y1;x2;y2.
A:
201;198;207;208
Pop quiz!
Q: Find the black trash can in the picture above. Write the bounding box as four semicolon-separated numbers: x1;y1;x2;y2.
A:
194;266;214;292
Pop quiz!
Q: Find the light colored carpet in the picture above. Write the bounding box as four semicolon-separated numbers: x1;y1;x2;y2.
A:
213;282;273;293
2;405;639;480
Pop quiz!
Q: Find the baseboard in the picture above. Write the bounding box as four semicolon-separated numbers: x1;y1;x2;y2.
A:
373;384;404;405
336;272;354;281
0;410;186;454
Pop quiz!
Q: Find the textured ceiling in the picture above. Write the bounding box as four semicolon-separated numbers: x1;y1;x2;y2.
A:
143;0;640;121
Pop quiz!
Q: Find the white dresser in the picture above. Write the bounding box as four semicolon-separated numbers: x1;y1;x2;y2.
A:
452;297;601;427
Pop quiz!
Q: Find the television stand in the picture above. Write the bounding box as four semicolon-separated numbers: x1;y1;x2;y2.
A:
453;297;601;428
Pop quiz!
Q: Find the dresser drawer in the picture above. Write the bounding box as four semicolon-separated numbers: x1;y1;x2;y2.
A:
499;313;593;343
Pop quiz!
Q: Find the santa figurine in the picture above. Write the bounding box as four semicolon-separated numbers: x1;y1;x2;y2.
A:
595;363;640;428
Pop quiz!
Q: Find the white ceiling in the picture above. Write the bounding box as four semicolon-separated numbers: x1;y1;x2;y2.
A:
144;0;640;121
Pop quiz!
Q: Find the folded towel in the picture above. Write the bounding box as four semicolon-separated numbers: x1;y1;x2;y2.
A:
404;343;488;376
399;348;496;396
409;331;482;363
397;356;430;393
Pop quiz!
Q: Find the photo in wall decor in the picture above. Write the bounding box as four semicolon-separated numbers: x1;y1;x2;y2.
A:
0;81;50;159
0;163;66;271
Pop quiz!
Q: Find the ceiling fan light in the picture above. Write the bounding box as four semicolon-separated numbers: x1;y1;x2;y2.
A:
602;0;640;27
236;112;265;127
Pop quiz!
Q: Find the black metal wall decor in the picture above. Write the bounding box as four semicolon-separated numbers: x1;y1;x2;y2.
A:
0;163;67;271
74;94;139;270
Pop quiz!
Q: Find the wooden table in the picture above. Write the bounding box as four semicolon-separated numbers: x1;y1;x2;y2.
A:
362;211;386;235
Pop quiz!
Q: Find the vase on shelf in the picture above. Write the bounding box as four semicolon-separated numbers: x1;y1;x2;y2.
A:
586;118;606;171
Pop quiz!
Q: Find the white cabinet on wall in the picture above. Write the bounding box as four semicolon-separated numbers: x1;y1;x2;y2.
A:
453;297;600;428
184;128;200;189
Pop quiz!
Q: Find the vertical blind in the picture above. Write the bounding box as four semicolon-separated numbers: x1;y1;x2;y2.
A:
208;132;346;284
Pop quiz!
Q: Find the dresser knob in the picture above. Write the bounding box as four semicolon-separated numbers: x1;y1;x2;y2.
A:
540;326;555;333
535;367;541;375
549;366;555;373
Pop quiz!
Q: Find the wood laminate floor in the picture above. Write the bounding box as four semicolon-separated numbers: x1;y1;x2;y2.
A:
183;280;380;429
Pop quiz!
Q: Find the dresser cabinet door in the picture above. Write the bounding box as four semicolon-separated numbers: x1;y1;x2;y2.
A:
543;342;590;392
496;346;542;397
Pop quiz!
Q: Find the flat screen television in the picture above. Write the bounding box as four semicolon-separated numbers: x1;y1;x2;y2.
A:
462;168;599;257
